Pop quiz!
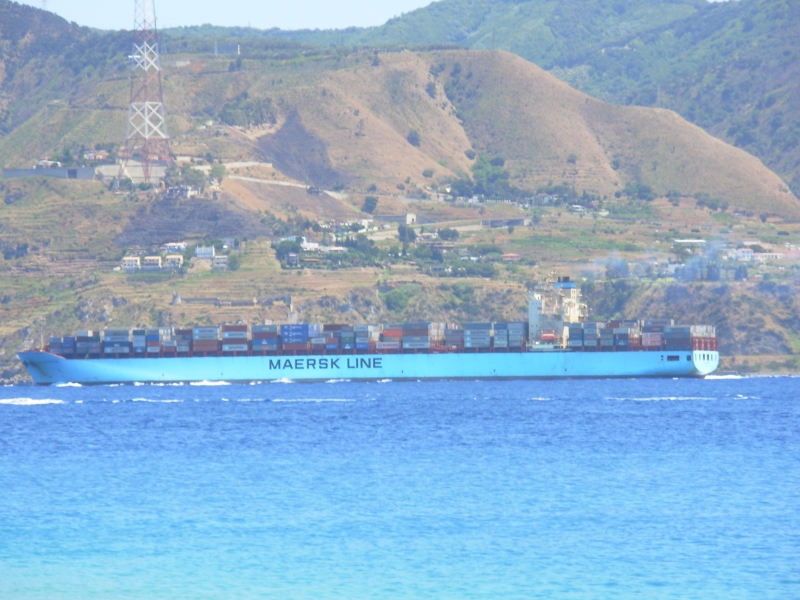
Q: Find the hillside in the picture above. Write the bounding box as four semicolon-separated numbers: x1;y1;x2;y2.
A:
1;48;795;218
175;0;800;193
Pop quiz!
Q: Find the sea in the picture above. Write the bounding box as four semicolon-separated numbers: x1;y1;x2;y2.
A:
0;376;798;599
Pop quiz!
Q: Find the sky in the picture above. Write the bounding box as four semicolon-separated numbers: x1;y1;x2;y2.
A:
21;0;435;30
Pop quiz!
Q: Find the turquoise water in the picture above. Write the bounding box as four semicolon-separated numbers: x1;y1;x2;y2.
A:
1;377;798;598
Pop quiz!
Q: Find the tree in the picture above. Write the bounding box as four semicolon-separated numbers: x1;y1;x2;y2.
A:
438;227;459;241
407;130;421;147
182;166;206;190
422;168;434;178
606;258;630;279
398;224;417;243
362;195;378;213
425;82;436;98
210;164;226;182
227;254;240;271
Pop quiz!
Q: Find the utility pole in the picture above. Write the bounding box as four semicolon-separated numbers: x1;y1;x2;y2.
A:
119;0;172;184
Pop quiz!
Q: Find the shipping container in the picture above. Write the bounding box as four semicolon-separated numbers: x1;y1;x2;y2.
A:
222;331;249;339
222;344;249;352
464;322;492;330
252;325;279;334
376;341;400;350
282;342;309;351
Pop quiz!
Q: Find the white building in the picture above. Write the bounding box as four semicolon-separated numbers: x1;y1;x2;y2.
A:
755;252;784;262
212;255;228;270
164;255;184;268
736;248;754;261
121;256;141;270
164;242;187;253
195;246;215;259
144;256;162;268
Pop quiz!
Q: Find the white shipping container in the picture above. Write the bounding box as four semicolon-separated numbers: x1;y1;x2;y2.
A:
376;341;401;350
222;331;249;339
222;344;249;352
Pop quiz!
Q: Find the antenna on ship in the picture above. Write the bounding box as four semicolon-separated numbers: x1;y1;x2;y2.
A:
119;0;173;185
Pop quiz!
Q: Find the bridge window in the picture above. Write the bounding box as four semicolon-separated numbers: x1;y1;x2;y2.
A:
687;356;691;361
667;355;679;362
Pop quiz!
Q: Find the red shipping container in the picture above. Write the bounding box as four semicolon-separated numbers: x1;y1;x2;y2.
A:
193;341;220;350
222;325;249;332
252;332;279;339
382;329;403;337
282;342;309;351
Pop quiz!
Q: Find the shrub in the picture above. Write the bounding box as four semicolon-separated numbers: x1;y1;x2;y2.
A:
407;130;421;147
362;196;378;213
422;169;434;178
425;82;436;98
465;149;476;160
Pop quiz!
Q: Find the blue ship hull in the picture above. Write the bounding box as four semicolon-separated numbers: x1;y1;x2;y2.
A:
18;349;719;385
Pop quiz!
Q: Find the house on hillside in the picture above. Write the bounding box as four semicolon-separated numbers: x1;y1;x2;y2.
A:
212;255;229;271
195;246;215;259
144;256;162;269
165;255;184;268
121;256;141;270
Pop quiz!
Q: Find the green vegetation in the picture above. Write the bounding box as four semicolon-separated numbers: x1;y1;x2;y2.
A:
449;154;528;199
362;196;378;213
217;93;275;128
381;284;420;311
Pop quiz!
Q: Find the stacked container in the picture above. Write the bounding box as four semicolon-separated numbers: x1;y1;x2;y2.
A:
567;323;584;348
663;326;692;350
252;325;279;353
428;322;446;343
493;325;508;349
444;328;464;348
193;327;220;353
76;330;102;356
402;322;430;350
48;337;72;357
222;325;249;353
507;323;526;348
174;329;193;353
280;324;320;351
599;327;615;348
641;324;664;348
131;329;146;354
379;323;403;350
464;323;492;349
355;325;378;350
340;325;356;351
103;328;131;355
582;322;602;348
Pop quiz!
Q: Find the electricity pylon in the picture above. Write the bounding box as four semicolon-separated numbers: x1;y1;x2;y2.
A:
119;0;171;184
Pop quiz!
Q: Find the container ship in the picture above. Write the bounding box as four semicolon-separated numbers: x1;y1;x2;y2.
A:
18;278;719;385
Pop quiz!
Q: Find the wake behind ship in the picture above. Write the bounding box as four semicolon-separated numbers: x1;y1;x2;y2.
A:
18;278;719;385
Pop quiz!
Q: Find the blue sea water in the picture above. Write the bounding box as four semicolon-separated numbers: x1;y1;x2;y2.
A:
0;377;799;599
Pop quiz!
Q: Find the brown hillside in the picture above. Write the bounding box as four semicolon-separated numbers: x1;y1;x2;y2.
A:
433;50;798;218
1;49;797;220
